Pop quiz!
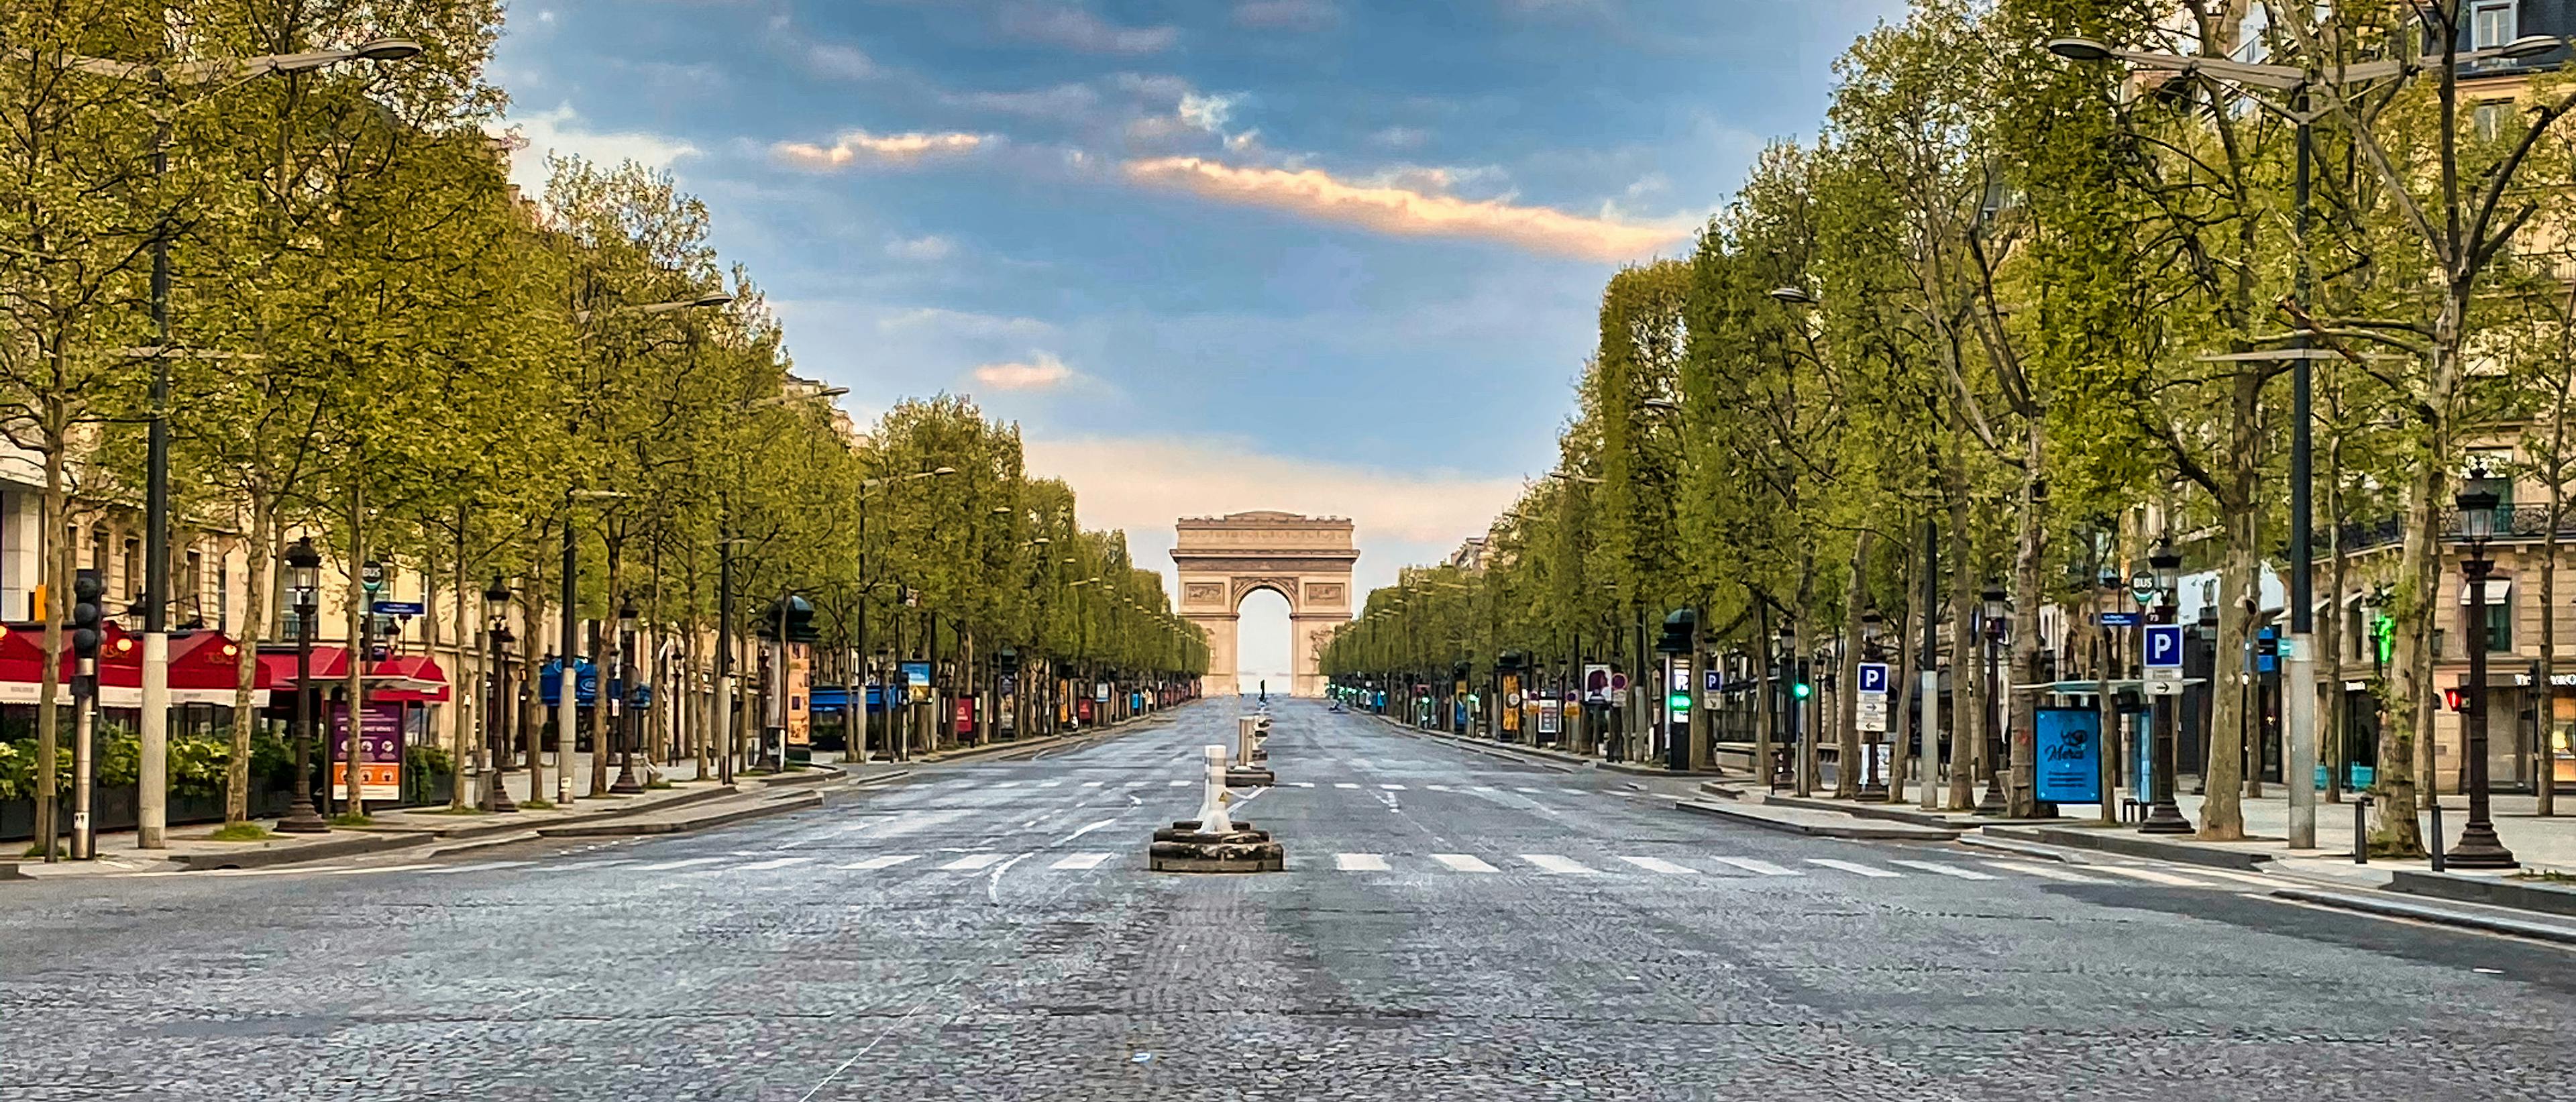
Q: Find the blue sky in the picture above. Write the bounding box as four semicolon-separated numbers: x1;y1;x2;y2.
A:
492;0;1900;680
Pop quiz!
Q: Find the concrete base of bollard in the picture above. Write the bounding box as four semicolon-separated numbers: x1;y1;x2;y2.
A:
1147;819;1286;873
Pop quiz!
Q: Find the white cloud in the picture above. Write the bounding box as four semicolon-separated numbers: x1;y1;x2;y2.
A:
878;307;1056;339
1023;435;1523;598
802;42;877;80
1120;156;1688;262
1368;125;1430;150
771;129;985;170
971;351;1077;390
885;234;956;261
998;3;1178;54
496;103;699;197
1177;92;1239;133
1233;0;1338;30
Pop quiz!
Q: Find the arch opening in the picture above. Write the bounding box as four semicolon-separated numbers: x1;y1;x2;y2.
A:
1234;586;1292;698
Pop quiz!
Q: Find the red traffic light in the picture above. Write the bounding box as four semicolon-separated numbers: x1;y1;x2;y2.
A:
2443;687;2466;712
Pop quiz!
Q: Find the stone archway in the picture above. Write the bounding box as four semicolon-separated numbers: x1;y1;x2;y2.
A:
1172;511;1356;698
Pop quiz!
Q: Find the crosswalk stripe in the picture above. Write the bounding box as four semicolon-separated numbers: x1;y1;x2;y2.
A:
1982;860;2110;884
1167;779;1191;787
1289;781;1314;787
942;853;1011;871
1334;783;1360;789
633;857;724;872
1081;781;1104;788
1617;856;1699;875
839;855;918;870
1425;784;1452;792
1513;786;1540;793
993;780;1022;788
726;857;812;873
1335;852;1391;871
1471;785;1498;793
421;861;534;875
1380;783;1407;791
1430;853;1497;873
1706;857;1800;877
1038;779;1066;788
2091;865;2214;887
1888;859;1996;880
1521;854;1595;874
1806;859;1900;878
1051;852;1114;870
1122;781;1146;788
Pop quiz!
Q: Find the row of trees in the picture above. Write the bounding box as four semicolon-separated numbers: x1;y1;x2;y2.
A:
1325;0;2576;855
4;0;1201;844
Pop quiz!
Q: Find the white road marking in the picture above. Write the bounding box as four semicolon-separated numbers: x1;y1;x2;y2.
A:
1081;781;1104;788
421;861;534;875
1807;859;1900;878
1617;856;1699;876
1513;786;1540;793
1888;860;1996;880
941;853;1010;871
321;863;435;875
1521;854;1595;874
1122;781;1146;788
991;780;1022;788
2183;867;2282;888
1425;784;1452;792
1556;787;1585;795
556;859;637;871
1061;818;1118;843
1289;781;1315;788
727;857;813;873
1038;779;1067;788
1051;852;1114;870
1167;779;1190;787
1982;860;2110;884
1380;783;1407;791
1334;783;1360;789
1430;853;1497;873
2091;865;2215;887
1471;785;1499;793
839;855;919;870
1705;857;1800;877
632;857;725;872
1335;852;1391;871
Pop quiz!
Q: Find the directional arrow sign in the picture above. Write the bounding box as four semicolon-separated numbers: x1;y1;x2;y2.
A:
1855;661;1891;732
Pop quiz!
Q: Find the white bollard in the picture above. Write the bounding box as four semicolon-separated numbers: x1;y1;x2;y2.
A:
1195;745;1234;834
1238;716;1259;763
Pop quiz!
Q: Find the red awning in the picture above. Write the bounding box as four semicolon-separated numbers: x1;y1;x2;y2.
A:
254;647;450;703
0;624;272;706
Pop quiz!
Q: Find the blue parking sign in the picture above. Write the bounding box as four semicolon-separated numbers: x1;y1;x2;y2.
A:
2144;624;2184;669
1857;662;1890;695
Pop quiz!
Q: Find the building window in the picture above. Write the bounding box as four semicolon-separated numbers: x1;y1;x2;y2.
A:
2231;4;2269;64
2483;593;2513;653
2471;1;2517;51
121;538;142;603
179;551;203;626
2473;101;2510;140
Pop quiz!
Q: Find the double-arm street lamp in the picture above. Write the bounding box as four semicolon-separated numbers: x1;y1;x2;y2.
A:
55;36;421;850
2047;25;2564;850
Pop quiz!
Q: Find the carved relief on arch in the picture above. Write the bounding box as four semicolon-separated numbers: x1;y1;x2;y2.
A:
1183;582;1225;606
1303;582;1344;606
1230;576;1299;608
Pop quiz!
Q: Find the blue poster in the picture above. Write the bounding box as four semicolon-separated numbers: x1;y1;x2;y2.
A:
2035;707;2102;804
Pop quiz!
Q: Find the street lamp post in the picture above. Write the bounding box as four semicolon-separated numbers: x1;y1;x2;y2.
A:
277;538;329;832
483;577;518;813
610;596;645;794
2141;545;2193;834
2447;470;2519;869
1978;586;2010;816
1858;609;1888;799
1777;620;1799;793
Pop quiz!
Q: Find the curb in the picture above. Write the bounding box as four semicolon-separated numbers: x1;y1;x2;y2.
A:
535;790;824;838
171;830;435;872
2271;886;2576;946
1383;718;1582;773
1672;798;1960;840
1954;834;2082;863
835;769;915;789
2388;870;2576;919
741;767;839;788
1763;793;1963;830
1984;825;2273;872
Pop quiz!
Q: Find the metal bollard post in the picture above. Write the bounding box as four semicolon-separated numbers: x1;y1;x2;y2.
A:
2427;800;2445;873
2353;795;2371;865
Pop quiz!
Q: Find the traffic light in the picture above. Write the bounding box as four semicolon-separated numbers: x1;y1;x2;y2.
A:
1666;690;1693;712
70;569;104;659
1791;659;1813;700
759;595;819;643
2443;687;2466;712
997;647;1021;674
1654;608;1697;655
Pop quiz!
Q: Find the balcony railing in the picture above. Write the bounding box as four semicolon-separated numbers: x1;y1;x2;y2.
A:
2323;505;2576;553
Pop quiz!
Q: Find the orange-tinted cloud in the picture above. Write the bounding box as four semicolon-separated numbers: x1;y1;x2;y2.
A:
1120;156;1684;261
772;130;985;170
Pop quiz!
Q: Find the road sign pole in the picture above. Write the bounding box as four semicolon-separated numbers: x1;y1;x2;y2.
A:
2142;620;2193;834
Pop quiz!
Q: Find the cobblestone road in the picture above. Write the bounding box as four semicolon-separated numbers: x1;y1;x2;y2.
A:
4;698;2573;1099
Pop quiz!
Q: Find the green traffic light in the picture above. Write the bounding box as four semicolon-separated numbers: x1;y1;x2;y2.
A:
1792;682;1812;700
1665;692;1692;710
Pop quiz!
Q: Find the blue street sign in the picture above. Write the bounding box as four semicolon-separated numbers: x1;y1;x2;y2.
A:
2099;611;2141;627
2144;624;2184;669
370;600;425;617
1856;662;1890;696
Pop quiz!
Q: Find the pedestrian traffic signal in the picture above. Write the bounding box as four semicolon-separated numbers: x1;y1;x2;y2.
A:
70;570;104;659
1666;690;1692;712
1791;681;1812;700
1654;608;1697;655
2443;687;2465;712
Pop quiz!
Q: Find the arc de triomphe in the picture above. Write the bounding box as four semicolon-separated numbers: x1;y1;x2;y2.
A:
1172;511;1356;698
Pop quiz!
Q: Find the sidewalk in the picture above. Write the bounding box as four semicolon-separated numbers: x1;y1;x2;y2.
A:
3;753;877;881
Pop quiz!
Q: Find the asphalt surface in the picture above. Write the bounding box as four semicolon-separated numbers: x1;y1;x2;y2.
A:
3;698;2573;1100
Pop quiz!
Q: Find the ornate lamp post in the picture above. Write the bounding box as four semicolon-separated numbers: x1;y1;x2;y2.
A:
275;538;329;832
1776;619;1799;793
482;577;518;813
2446;467;2518;869
609;595;646;794
2140;544;2192;834
1978;585;2010;816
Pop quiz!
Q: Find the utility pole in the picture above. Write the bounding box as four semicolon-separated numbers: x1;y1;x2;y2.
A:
558;512;578;804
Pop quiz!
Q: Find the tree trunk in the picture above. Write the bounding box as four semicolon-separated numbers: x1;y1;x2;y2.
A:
342;484;369;819
1753;601;1774;789
225;500;274;826
2370;458;2447;857
2006;451;2045;818
32;421;69;857
445;516;470;811
2200;502;2257;840
2322;467;2347;806
2539;484;2561;818
1945;435;1978;811
520;539;546;804
1834;531;1874;798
